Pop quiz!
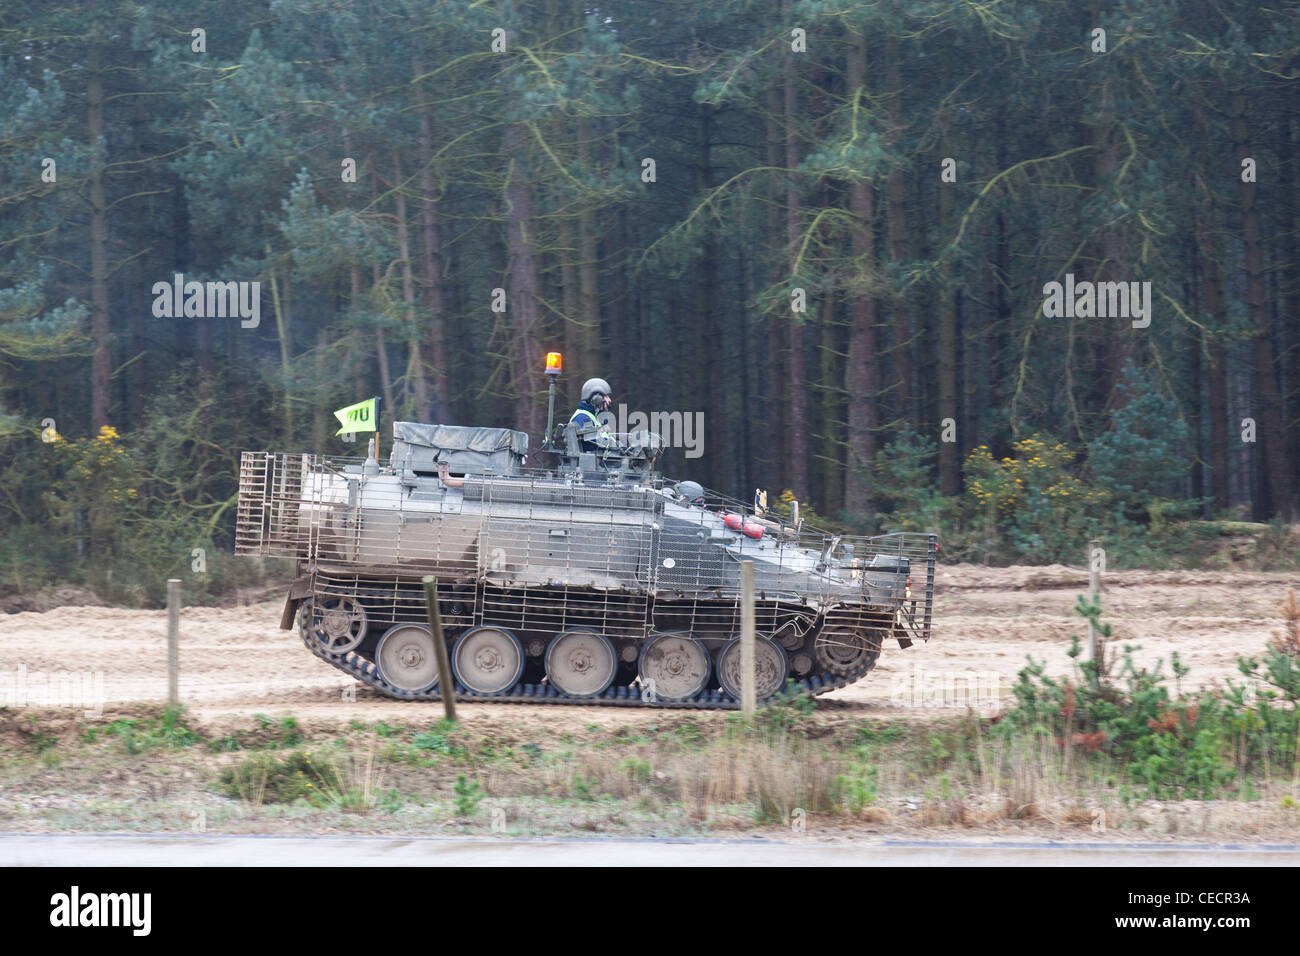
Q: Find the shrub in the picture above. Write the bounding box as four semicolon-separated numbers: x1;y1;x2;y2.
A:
998;591;1300;798
318;749;388;813
831;757;879;813
219;750;340;806
454;773;486;815
1087;362;1192;515
963;435;1104;563
618;756;652;785
84;706;202;754
871;427;946;533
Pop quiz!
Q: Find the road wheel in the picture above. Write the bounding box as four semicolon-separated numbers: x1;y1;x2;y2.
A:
453;626;524;695
375;624;440;693
716;636;789;701
638;632;710;702
546;630;617;698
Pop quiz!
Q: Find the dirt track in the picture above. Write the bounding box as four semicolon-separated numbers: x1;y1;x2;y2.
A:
2;565;1293;733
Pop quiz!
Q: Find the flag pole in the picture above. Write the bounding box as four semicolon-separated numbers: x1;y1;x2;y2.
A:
374;395;382;464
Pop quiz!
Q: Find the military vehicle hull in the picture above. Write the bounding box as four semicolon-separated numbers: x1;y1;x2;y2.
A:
235;425;936;707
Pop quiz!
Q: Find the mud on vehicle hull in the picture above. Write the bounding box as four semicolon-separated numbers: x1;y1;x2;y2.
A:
288;573;902;707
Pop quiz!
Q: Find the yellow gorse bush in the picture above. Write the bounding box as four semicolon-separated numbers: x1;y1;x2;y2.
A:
45;425;141;555
965;437;1102;511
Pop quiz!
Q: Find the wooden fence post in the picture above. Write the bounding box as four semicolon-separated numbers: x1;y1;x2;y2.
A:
1088;540;1101;669
167;578;180;709
740;560;756;718
422;576;456;721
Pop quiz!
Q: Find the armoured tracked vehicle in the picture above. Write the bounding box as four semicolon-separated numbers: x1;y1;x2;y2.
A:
235;416;936;707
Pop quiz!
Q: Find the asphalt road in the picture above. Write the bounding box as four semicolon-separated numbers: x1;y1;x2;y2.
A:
3;834;1297;866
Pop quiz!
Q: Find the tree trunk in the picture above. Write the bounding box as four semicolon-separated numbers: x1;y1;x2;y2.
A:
765;85;787;493
843;32;878;513
558;215;579;375
739;216;757;499
87;44;112;431
1280;105;1300;512
886;39;913;426
784;11;808;499
937;123;959;496
193;230;217;376
129;279;147;427
266;248;293;439
987;115;1011;448
312;325;328;455
1233;91;1292;518
819;295;842;514
694;103;723;487
503;121;543;437
604;201;628;400
366;166;397;414
577;116;601;379
392;151;429;419
350;264;366;400
415;61;451;424
961;303;979;459
1080;0;1132;412
1197;219;1230;513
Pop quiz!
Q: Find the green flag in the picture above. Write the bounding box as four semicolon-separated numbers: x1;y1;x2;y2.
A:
334;397;378;436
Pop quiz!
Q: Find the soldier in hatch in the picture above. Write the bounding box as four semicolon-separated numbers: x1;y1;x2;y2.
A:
569;377;619;451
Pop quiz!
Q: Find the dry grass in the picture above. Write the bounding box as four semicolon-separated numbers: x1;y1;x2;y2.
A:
225;757;271;808
468;711;1299;838
5;700;1298;839
319;746;386;813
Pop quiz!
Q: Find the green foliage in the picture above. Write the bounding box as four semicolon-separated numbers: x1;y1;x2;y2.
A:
384;720;467;766
0;0;1295;605
275;716;303;748
0;370;288;605
84;706;202;754
413;721;457;755
219;750;340;806
998;594;1300;799
23;722;58;754
618;756;652;784
831;751;879;814
251;713;304;748
962;436;1104;563
912;424;1294;568
570;774;597;802
0;523;68;596
853;723;906;745
745;681;817;736
771;489;823;526
43;426;138;561
453;773;485;816
775;679;815;715
316;750;388;813
872;428;946;532
1088;362;1192;513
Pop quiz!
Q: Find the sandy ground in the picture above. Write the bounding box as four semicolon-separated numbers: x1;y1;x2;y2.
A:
1;564;1293;733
